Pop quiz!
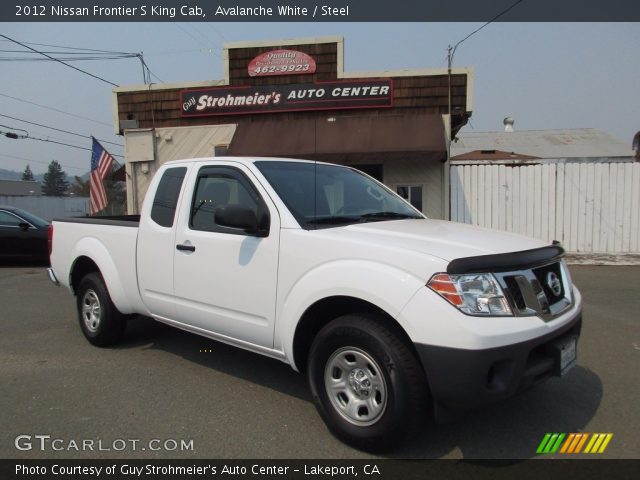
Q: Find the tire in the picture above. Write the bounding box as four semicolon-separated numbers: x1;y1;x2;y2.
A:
307;313;429;451
76;272;126;347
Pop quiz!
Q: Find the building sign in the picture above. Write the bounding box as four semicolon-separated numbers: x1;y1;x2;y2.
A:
181;80;393;117
248;49;316;77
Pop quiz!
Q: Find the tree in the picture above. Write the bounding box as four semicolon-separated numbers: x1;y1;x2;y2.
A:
21;164;35;181
68;172;126;215
104;177;126;215
69;176;89;196
41;160;69;196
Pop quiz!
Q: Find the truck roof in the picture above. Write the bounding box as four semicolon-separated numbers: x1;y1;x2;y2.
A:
162;156;333;167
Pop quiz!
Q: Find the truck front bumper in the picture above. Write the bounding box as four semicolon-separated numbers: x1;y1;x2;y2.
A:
414;309;582;413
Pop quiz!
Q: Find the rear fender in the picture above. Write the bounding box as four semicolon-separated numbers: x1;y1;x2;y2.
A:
69;237;135;314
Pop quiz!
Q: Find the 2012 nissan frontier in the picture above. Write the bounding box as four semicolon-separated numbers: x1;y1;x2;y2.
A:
48;157;582;451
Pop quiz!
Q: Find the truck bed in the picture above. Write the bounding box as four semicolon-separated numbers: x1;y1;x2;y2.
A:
53;215;141;227
49;216;147;315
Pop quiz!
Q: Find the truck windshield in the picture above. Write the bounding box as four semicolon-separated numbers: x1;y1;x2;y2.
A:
255;161;423;229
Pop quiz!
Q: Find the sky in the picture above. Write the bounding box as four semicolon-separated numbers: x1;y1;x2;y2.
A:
0;22;638;176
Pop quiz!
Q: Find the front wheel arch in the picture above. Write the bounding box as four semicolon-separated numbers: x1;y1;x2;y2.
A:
292;295;420;373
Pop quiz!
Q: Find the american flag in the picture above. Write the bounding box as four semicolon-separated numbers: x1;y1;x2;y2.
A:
89;138;115;215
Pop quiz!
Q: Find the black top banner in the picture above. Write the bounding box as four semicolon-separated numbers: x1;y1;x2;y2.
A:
3;0;640;22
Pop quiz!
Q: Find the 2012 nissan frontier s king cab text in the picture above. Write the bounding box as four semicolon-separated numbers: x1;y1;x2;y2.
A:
47;157;582;451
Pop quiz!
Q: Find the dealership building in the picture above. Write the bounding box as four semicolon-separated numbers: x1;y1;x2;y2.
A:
113;36;473;218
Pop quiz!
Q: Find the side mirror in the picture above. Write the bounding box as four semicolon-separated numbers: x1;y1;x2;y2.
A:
215;205;268;237
18;222;30;231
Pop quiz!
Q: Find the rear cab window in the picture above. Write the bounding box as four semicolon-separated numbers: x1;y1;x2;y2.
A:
151;167;187;227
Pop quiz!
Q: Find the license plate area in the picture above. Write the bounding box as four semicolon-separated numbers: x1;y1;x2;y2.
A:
550;336;577;376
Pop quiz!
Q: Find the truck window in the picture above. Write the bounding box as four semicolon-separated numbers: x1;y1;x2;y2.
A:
255;161;421;229
151;167;187;228
190;168;262;234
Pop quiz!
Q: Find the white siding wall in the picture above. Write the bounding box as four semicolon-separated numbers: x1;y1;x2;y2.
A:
0;196;89;221
384;159;444;220
125;125;237;213
450;160;640;253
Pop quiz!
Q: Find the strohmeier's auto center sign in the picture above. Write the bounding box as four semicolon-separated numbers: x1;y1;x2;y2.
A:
180;80;393;117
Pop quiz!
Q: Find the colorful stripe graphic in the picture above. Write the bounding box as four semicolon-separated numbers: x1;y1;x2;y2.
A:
584;433;614;453
537;433;613;454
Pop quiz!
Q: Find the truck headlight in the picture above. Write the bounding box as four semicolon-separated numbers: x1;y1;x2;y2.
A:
427;273;512;316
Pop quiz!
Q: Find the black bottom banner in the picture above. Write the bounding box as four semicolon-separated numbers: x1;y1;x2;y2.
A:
2;459;639;480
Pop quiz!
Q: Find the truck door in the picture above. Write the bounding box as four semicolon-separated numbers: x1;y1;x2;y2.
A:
172;163;279;348
137;166;188;320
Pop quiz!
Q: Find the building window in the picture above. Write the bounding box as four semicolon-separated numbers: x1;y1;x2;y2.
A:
396;185;423;212
214;145;228;156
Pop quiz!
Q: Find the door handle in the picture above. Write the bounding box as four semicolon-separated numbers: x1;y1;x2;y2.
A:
176;243;196;252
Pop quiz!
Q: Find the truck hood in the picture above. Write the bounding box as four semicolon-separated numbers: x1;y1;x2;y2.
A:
335;219;547;263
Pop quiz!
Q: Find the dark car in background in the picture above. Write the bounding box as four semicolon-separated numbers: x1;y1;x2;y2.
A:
0;206;50;263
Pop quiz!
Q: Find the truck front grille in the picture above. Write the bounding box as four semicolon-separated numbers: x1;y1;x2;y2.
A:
503;276;526;310
495;261;573;321
533;262;565;305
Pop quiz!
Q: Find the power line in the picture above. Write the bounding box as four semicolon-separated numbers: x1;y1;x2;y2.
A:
0;129;123;158
0;38;133;55
1;128;83;149
191;24;217;47
0;152;88;173
0;33;119;87
173;23;209;48
0;113;123;148
0;49;138;55
143;48;212;56
0;54;139;62
448;0;526;58
206;24;228;42
139;55;164;83
2;122;94;145
0;93;112;127
172;23;221;58
28;135;123;158
0;124;28;137
0;38;159;85
445;0;526;144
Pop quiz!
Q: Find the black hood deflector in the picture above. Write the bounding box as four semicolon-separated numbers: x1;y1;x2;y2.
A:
446;245;565;275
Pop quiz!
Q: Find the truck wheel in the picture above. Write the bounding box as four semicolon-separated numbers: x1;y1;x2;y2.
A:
76;272;126;347
307;313;428;451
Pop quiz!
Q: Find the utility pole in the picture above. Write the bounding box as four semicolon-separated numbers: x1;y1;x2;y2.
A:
445;44;454;222
443;1;525;220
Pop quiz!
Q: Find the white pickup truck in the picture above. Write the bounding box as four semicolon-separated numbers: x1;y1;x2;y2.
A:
48;157;582;451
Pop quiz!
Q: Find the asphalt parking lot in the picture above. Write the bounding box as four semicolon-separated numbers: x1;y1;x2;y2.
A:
0;264;638;459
